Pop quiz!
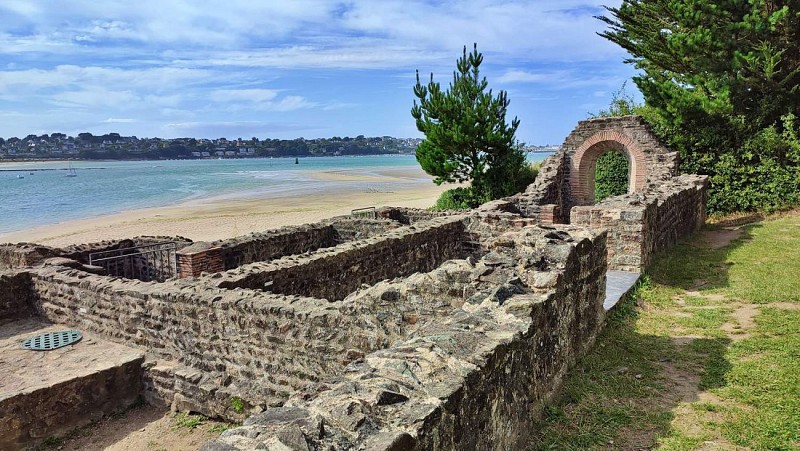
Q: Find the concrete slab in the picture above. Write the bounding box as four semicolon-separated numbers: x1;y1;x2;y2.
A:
604;271;640;311
0;318;145;449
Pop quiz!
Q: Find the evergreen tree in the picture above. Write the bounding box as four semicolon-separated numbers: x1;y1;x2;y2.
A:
412;44;526;204
599;1;800;213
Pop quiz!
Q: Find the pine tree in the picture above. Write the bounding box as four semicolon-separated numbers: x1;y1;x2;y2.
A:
411;44;525;204
598;1;800;213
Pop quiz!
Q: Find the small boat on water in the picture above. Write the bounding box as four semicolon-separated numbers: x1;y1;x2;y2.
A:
16;174;24;179
65;164;77;177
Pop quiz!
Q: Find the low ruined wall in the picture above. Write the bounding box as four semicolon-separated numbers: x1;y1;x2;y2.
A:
376;206;458;224
206;225;608;450
214;216;470;301
0;244;59;270
26;258;476;420
0;272;35;324
27;269;390;417
571;175;708;271
0;356;143;450
0;237;191;276
178;218;400;277
508;152;568;223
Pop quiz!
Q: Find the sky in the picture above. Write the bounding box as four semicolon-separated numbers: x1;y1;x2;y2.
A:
0;0;637;145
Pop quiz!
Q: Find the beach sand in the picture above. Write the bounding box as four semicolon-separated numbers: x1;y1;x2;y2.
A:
0;166;451;247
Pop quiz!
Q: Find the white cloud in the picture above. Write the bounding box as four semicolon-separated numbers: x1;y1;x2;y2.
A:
104;117;137;123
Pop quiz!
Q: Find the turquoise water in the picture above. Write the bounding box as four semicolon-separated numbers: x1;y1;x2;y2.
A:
0;153;553;234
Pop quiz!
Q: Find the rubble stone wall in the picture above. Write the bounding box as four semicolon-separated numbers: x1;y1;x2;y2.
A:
27;268;394;415
376;206;459;224
214;217;470;301
507;152;569;223
0;271;35;324
177;218;400;278
206;225;609;450
571;175;708;271
0;354;144;450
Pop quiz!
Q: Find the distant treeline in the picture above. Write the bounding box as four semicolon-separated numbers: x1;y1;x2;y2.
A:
0;133;421;161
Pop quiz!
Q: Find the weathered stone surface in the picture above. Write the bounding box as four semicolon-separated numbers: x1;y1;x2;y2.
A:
0;117;709;449
210;225;608;450
0;271;35;324
0;319;144;450
572;174;708;271
213;216;471;302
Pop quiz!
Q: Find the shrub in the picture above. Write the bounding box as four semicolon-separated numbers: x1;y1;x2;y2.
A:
595;151;629;201
432;187;475;211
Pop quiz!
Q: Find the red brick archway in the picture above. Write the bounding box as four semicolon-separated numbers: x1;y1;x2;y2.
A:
569;130;647;206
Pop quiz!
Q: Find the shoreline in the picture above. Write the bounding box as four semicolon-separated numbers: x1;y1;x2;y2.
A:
0;166;451;247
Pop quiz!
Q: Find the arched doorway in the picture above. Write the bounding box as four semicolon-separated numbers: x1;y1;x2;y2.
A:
569;131;648;206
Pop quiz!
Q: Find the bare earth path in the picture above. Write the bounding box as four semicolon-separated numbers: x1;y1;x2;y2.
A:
54;405;231;451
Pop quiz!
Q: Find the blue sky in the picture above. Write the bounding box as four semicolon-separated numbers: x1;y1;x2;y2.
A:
0;0;636;145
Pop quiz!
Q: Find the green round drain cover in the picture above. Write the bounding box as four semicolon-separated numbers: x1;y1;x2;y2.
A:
21;330;82;351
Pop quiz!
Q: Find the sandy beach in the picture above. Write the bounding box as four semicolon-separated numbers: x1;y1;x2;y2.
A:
0;166;450;247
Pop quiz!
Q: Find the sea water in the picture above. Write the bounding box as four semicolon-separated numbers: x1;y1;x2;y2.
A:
0;153;553;234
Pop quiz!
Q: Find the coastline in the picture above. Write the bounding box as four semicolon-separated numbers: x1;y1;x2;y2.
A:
0;166;451;247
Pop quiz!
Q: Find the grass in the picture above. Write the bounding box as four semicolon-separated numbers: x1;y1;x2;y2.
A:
173;412;205;431
529;211;800;450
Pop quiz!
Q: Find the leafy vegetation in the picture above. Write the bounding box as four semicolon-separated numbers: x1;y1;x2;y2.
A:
412;44;530;207
598;1;800;214
230;396;245;414
173;412;205;430
594;151;629;202
529;211;800;450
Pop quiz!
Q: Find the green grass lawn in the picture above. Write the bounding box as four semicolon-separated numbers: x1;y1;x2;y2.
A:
529;211;800;450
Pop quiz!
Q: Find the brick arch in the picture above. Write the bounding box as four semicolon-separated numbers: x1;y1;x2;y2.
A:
569;130;648;206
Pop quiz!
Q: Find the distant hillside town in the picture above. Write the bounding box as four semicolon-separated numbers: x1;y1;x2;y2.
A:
0;132;558;161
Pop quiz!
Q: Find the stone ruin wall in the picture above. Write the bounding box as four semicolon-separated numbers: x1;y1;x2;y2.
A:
214;216;471;301
571;175;708;271
176;217;401;278
15;216;479;421
375;206;460;225
0;115;715;450
206;225;609;450
507;151;568;224
560;116;679;210
210;217;402;272
0;271;35;324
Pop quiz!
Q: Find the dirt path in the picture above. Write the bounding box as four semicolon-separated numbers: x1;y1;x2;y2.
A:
53;405;230;451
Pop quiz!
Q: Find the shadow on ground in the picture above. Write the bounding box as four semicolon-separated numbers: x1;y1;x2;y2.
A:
525;222;762;450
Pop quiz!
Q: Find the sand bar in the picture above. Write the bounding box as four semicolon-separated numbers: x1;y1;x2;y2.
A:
0;166;450;247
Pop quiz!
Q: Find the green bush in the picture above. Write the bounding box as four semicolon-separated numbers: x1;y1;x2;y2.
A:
595;151;629;201
707;121;800;213
432;187;474;211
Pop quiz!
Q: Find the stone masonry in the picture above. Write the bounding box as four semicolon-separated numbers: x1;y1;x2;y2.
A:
0;115;709;450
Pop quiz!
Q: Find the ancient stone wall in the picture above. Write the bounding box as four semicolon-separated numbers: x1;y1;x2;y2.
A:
177;218;400;278
571;175;708;271
206;225;609;450
561;116;680;209
0;272;35;324
0;353;143;450
376;206;459;224
27;269;384;416
0;244;59;270
507;152;568;223
213;217;470;301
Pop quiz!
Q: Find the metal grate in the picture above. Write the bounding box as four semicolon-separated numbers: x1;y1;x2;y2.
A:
21;330;82;351
351;206;377;219
89;241;177;282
